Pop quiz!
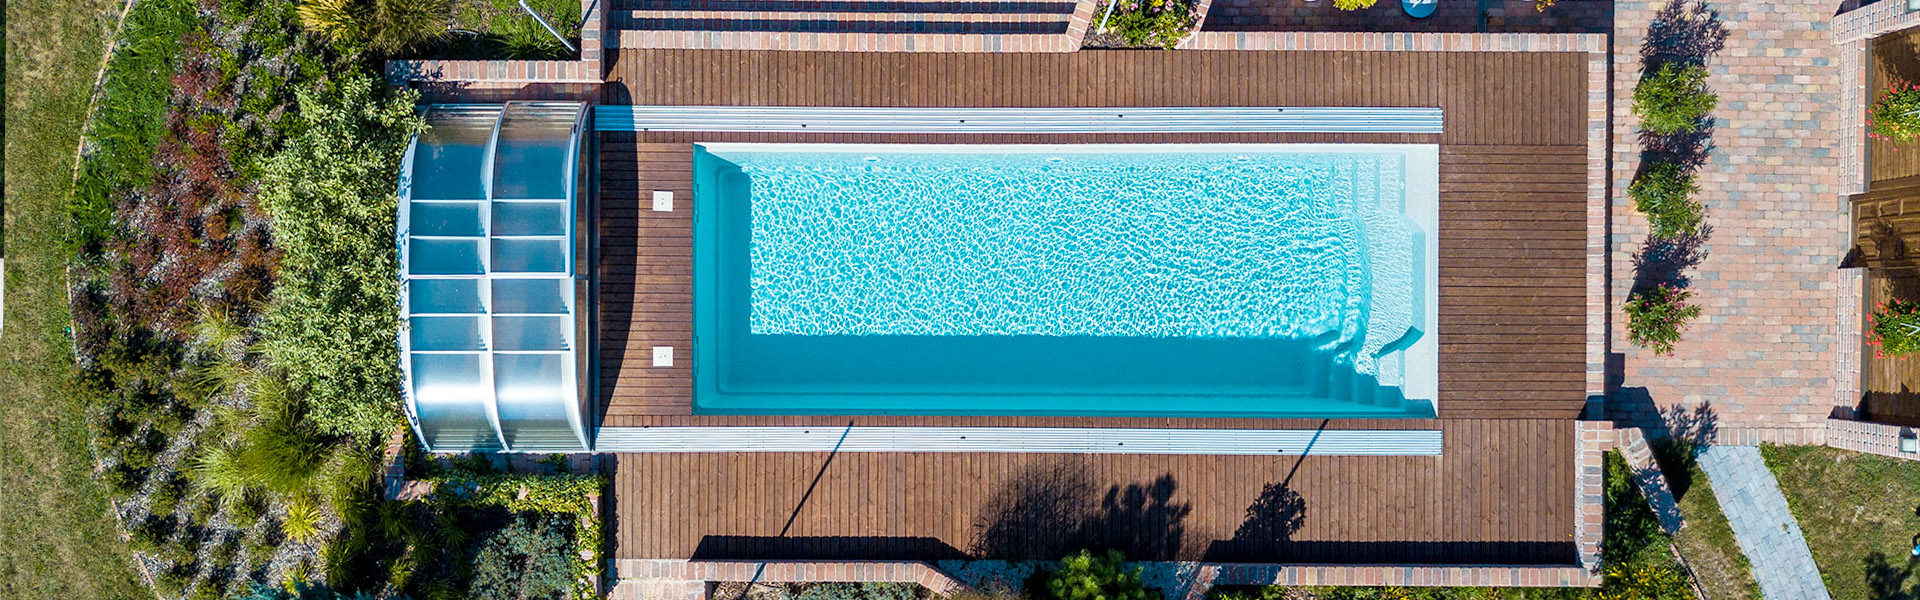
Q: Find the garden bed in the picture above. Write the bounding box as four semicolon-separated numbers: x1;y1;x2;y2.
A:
411;0;582;60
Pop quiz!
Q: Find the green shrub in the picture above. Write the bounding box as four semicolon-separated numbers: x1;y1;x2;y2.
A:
259;74;424;443
1871;79;1920;143
1624;283;1702;357
1869;297;1920;358
1102;0;1199;48
1628;161;1703;239
283;497;324;542
1632;63;1716;135
468;515;577;600
1043;550;1157;600
150;474;189;516
796;583;921;600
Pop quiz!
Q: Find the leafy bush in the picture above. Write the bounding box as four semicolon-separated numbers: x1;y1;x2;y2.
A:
259;74;424;443
1624;284;1702;357
1333;0;1379;9
1101;0;1198;48
1869;297;1920;358
1043;550;1157;600
469;515;576;600
796;583;921;600
1632;63;1716;135
1628;161;1703;239
1870;79;1920;143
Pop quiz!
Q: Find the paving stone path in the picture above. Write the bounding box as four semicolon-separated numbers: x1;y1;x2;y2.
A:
1697;446;1831;600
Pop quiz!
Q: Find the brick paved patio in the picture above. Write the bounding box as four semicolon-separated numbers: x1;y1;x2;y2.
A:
1606;0;1851;437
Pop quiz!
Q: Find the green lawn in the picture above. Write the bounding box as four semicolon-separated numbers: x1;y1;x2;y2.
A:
1654;443;1760;600
1762;444;1920;600
1;0;151;596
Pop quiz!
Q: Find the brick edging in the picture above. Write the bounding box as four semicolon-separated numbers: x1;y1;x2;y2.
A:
1826;415;1920;460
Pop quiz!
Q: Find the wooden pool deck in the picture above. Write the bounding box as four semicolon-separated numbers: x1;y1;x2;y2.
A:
595;49;1596;562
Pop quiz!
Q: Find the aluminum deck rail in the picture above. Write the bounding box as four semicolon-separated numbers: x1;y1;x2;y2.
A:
593;106;1444;134
593;426;1443;455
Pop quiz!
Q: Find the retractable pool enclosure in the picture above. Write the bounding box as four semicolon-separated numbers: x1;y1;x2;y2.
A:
398;102;592;453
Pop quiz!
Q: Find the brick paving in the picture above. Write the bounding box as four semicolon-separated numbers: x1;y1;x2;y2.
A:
1697;446;1834;600
1607;0;1851;437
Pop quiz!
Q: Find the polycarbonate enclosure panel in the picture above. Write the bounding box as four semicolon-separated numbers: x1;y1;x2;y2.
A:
492;103;579;200
398;101;587;453
410;106;501;200
492;201;567;236
410;201;485;237
410;316;486;351
491;279;570;314
491;238;567;273
492;316;569;351
409;279;484;314
409;238;484;275
410;353;500;451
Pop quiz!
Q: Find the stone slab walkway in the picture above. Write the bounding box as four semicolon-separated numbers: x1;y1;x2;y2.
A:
1697;446;1832;600
1606;0;1850;440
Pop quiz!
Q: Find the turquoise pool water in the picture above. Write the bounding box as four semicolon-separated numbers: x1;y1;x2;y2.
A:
692;143;1438;418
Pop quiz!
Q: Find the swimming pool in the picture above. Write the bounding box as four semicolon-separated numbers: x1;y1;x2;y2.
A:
692;143;1438;418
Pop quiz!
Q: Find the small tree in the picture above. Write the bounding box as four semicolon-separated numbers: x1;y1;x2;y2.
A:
1632;63;1717;135
1868;297;1920;358
1870;79;1920;144
1045;550;1158;600
1625;283;1702;357
1629;161;1704;239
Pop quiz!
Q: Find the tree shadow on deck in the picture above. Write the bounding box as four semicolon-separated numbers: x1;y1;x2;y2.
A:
969;458;1196;561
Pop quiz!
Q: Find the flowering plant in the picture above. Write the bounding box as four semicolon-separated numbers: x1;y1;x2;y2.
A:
1869;79;1920;143
1625;283;1703;356
1334;0;1379;10
1533;0;1558;12
1102;0;1199;48
1869;297;1920;358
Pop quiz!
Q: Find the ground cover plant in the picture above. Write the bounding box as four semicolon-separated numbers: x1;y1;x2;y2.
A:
1;0;157;593
1761;445;1920;600
1097;0;1198;49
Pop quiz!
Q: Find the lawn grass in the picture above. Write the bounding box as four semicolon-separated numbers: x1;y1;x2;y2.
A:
1652;442;1760;600
1761;444;1920;600
1;0;152;595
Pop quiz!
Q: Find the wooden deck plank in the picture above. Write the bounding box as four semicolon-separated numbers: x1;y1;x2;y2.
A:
609;419;1578;563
